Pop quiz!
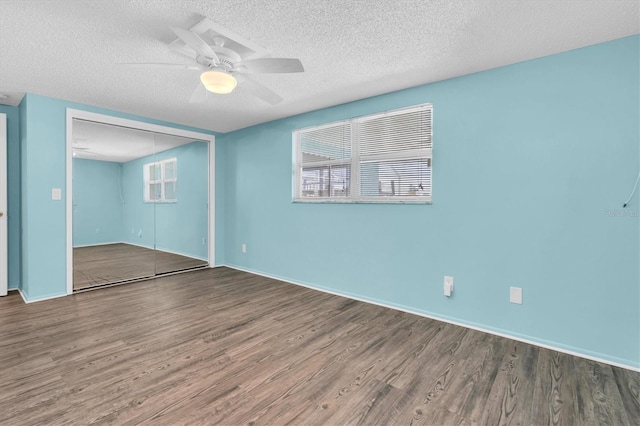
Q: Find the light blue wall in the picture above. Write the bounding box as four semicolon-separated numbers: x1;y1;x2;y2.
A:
72;158;124;246
121;141;209;260
155;142;209;259
0;105;21;291
17;93;218;301
121;154;155;250
221;35;640;369
21;94;66;300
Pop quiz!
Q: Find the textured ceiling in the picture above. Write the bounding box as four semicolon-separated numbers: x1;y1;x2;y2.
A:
0;0;638;133
73;119;202;163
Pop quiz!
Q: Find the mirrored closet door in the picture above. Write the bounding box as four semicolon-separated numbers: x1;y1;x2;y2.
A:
71;119;209;290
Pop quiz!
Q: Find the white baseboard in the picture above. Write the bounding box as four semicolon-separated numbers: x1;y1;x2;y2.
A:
119;241;208;262
222;264;640;373
72;241;121;248
155;246;208;262
17;288;67;304
118;240;154;250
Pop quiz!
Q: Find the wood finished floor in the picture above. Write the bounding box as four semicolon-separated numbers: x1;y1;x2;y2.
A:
2;267;638;425
73;243;208;290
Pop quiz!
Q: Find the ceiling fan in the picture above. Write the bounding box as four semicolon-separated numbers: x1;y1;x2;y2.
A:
125;19;304;105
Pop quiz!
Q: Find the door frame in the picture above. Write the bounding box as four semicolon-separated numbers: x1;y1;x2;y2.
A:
65;109;215;295
0;113;7;296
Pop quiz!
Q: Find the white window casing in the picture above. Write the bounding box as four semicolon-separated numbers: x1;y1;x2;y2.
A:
144;157;177;203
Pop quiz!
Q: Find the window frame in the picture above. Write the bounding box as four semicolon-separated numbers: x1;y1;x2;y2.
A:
143;157;178;203
293;103;432;204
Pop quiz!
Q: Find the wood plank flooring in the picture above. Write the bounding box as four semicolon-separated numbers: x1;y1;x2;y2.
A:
1;267;638;425
73;243;208;290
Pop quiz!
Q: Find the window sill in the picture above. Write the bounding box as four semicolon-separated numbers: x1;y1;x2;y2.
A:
144;200;178;204
292;198;431;205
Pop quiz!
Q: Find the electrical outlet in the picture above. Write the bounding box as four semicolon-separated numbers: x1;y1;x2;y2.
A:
241;243;247;253
510;287;523;304
444;276;454;297
51;188;62;200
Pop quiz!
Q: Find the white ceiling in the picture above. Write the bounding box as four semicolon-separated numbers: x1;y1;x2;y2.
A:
0;0;638;133
72;119;203;163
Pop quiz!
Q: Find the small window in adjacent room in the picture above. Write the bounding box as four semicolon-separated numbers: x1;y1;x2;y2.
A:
293;103;432;203
144;158;177;203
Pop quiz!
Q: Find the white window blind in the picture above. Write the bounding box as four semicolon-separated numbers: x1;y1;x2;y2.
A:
144;157;177;203
293;103;432;203
297;121;352;198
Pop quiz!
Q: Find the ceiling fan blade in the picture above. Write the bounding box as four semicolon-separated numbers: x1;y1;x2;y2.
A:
235;74;283;104
235;58;304;74
189;83;209;103
119;63;201;70
170;26;220;63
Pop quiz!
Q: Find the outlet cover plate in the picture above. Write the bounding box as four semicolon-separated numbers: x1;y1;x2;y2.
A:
510;287;523;304
51;188;62;200
444;276;454;296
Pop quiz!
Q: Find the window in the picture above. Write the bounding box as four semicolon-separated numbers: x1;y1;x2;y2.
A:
144;158;177;203
294;104;432;203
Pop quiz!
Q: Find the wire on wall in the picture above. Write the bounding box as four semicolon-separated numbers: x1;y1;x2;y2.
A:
622;170;640;208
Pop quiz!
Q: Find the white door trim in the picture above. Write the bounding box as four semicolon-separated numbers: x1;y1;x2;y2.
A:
65;109;216;295
0;113;7;296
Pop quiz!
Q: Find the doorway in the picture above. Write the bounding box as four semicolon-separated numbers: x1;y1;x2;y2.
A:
66;109;215;293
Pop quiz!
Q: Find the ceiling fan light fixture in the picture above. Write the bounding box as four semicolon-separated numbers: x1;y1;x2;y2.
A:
200;70;237;94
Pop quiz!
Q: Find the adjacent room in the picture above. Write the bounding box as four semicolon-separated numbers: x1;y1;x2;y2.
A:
0;1;638;424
